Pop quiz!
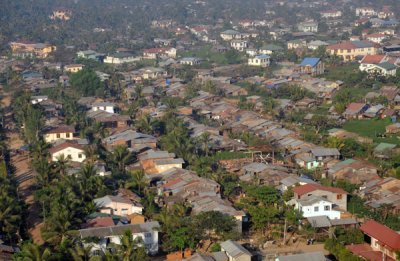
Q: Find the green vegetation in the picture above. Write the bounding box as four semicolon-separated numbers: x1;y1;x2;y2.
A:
179;45;244;65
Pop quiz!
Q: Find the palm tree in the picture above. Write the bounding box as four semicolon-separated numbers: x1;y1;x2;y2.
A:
69;243;101;261
109;145;135;173
54;154;70;177
135;114;156;134
125;170;147;195
116;230;147;261
84;144;98;164
198;132;212;156
16;243;51;261
0;177;22;241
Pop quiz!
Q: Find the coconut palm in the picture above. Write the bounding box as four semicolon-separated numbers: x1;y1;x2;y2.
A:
15;243;51;261
125;170;147;195
54;154;70;177
116;230;147;261
69;243;101;261
108;145;135;173
198;132;212;156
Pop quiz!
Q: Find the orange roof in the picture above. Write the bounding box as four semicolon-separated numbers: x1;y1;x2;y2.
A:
293;183;347;196
143;48;168;54
361;54;385;64
360;220;400;251
366;33;385;38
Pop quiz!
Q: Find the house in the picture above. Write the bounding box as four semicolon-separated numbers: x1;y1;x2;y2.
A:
87;110;130;129
259;44;283;54
293;184;347;210
64;64;84;73
50;8;72;20
104;52;139;64
366;33;387;44
374;143;397;159
311;148;340;161
103;129;157;152
343;103;369;119
43;125;75;143
140;67;167;80
248;54;270;67
321;10;342;19
9;42;56;58
327;41;378;62
77;50;104;61
287;39;307;50
220;240;252;261
298;58;324;76
180;57;202;66
293;195;341;220
347;220;400;261
279;176;317;192
356;7;377;17
386;123;400;134
363;104;385;118
230;40;248;52
91;102;115;114
94;195;143;216
49;141;86;162
359;54;386;72
307;40;329;50
328;159;379;184
276;251;326;261
297;21;318;33
142;48;177;59
138;150;184;176
220;30;244;41
31;95;48;104
366;62;397;76
79;222;160;255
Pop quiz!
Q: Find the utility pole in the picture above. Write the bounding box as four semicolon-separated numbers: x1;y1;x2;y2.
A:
283;218;287;245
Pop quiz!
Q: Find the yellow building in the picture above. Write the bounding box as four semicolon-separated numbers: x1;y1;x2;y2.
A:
64;64;84;73
44;125;75;143
9;42;56;58
327;41;378;62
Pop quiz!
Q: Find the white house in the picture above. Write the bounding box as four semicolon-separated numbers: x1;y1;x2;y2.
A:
356;7;377;17
91;102;115;114
49;142;86;163
293;196;341;220
31;95;48;104
366;33;387;44
79;222;160;255
230;40;248;51
364;62;397;77
180;57;202;66
298;21;318;33
248;54;270;67
94;195;143;216
104;52;140;64
220;30;243;41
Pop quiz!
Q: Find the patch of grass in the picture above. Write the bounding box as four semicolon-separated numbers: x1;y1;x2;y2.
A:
343;118;400;145
179;45;235;65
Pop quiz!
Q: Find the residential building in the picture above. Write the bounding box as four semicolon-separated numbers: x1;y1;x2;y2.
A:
94;195;143;216
287;39;307;50
50;8;72;20
366;33;387;44
220;240;252;261
103;129;157;152
298;58;324;76
347;220;400;261
220;30;245;41
142;47;177;59
343;103;369;119
320;10;342;19
248;54;270;67
293;195;341;219
293;184;347;210
49;142;86;162
356;7;377;17
180;57;202;66
64;64;84;73
230;40;248;51
44;125;75;143
91;102;115;114
359;54;386;72
77;50;105;61
327;41;378;62
79;222;160;255
9;42;56;58
328;158;379;184
104;52;139;64
365;62;397;76
297;21;318;33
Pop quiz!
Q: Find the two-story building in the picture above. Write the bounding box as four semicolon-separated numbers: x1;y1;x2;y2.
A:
298;58;325;76
94;195;143;216
327;41;378;62
293;195;341;220
44;125;75;143
293;184;347;210
230;40;249;52
49;142;86;163
248;54;270;67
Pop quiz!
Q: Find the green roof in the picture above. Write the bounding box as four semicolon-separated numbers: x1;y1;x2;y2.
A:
374;142;397;152
377;62;397;71
261;44;283;51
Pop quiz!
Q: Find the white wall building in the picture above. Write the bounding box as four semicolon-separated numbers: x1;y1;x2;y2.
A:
294;196;341;220
91;102;115;114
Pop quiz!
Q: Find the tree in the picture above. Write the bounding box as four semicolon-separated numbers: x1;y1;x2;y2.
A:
248;206;279;235
125;170;147;195
108;145;135;173
69;244;101;261
54;154;70;177
0;175;22;242
198;132;212;156
14;243;52;261
69;68;104;96
167;227;195;252
116;230;147;261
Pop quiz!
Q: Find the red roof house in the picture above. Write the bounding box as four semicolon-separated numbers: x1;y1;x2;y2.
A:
293;184;348;210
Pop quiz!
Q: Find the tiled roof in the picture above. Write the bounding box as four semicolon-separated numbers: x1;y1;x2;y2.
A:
361;54;385;64
360;220;400;250
49;141;84;154
293;183;347;196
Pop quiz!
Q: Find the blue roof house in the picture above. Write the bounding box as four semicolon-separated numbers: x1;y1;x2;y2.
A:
298;57;324;76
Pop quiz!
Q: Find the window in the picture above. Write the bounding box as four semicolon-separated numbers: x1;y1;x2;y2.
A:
314;206;319;212
121;208;128;215
322;195;328;199
56;133;61;138
78;154;82;158
337;194;342;200
145;232;152;238
324;205;330;211
66;133;70;138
